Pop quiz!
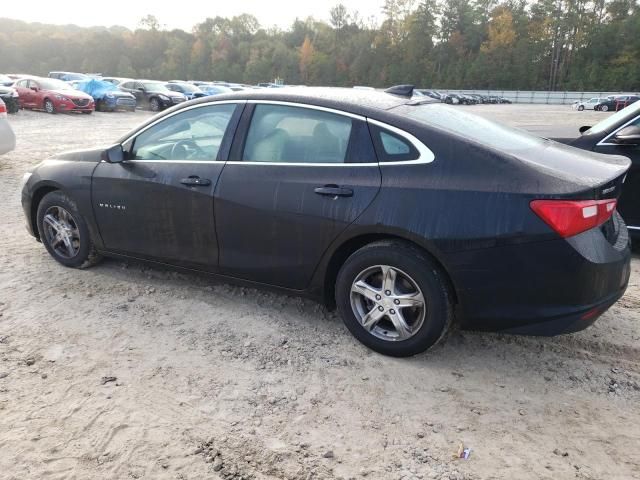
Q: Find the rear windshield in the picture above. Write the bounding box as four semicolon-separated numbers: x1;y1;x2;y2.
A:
585;101;640;135
397;103;544;152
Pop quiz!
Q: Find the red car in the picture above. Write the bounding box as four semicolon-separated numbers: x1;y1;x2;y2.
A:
13;77;94;114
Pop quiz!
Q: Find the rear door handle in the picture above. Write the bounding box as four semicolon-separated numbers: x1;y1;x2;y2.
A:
314;185;353;197
181;176;211;187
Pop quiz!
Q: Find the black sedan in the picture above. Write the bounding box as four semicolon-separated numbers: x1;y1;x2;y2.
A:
558;100;640;238
0;86;19;114
118;79;186;111
21;87;631;357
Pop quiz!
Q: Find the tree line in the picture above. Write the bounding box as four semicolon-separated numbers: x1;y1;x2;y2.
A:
0;0;639;91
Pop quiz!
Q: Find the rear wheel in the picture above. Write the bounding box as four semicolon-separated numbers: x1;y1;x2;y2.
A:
37;191;102;269
336;241;453;357
601;104;609;112
43;98;55;114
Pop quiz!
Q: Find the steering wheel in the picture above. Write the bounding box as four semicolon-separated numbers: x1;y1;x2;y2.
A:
170;139;204;159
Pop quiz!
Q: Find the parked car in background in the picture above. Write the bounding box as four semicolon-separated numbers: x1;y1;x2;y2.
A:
102;77;131;86
574;97;605;111
13;77;94;114
414;90;443;101
442;93;460;104
0;74;14;86
48;71;90;82
556;100;640;239
21;87;631;357
0;98;16;155
75;79;136;112
593;95;625;112
166;81;206;100
118;80;186;111
198;84;233;96
0;86;20;113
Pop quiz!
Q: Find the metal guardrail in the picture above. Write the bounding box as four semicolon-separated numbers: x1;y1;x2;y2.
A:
435;89;640;105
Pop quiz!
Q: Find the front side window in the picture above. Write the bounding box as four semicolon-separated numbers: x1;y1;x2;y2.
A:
131;104;236;161
242;104;352;163
121;81;133;89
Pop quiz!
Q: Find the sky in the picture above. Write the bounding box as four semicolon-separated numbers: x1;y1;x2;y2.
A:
4;0;386;31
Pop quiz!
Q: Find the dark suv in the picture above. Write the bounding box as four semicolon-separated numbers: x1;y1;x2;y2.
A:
119;80;186;111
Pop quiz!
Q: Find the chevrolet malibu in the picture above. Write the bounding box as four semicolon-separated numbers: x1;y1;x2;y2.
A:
21;87;632;357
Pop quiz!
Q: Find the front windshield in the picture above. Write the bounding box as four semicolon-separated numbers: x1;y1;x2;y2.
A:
586;101;640;135
398;103;544;151
39;79;74;90
143;82;170;93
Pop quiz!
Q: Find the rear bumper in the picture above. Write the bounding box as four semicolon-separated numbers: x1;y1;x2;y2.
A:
449;213;632;335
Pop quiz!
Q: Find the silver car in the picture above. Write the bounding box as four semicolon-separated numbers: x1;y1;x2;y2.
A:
0;98;16;155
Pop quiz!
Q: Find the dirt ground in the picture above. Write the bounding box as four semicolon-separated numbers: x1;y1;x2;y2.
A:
1;105;639;480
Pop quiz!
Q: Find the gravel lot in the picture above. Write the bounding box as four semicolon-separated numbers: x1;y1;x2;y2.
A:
1;105;639;480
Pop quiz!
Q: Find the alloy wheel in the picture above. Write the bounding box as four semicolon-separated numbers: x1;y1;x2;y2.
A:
350;265;426;341
44;99;54;114
150;98;160;111
42;206;81;259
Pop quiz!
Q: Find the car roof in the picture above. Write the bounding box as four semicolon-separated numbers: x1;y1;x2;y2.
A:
185;87;416;115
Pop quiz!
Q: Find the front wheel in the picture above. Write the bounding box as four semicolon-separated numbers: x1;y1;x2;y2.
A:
601;105;609;112
149;97;161;112
43;98;55;114
37;191;102;269
578;105;584;111
336;241;453;357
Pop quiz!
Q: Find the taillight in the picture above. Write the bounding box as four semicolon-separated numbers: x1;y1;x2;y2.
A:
0;102;6;117
530;199;617;238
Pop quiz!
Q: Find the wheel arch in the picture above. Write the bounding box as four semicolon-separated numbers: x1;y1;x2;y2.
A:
29;183;63;239
320;232;459;310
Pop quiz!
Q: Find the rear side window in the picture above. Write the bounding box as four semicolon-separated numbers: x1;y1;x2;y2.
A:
369;124;419;162
242;104;352;163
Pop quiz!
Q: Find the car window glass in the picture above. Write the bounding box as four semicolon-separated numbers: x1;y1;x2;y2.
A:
121;82;132;89
132;104;236;161
243;104;352;163
587;101;640;135
380;131;411;155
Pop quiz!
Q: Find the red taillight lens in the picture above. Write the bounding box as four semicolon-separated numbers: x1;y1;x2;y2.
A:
0;102;6;117
530;199;617;238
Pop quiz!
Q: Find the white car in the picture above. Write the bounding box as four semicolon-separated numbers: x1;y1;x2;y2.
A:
0;98;16;155
573;97;605;111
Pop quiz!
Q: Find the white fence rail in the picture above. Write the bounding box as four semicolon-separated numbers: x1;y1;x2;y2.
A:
436;89;639;105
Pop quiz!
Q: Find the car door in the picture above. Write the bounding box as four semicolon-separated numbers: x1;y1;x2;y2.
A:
593;115;640;229
120;81;142;105
13;80;30;108
214;102;381;289
91;101;243;270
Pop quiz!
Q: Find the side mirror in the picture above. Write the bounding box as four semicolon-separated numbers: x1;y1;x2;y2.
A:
137;87;145;92
30;86;39;92
579;125;591;134
612;125;640;145
101;144;124;163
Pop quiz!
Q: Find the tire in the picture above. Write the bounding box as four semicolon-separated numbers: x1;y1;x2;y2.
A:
601;105;609;112
36;191;102;269
96;100;106;112
43;98;55;114
578;105;584;111
149;97;160;112
335;240;453;357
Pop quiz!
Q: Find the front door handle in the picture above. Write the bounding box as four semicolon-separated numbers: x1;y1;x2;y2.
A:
314;185;354;197
180;176;211;187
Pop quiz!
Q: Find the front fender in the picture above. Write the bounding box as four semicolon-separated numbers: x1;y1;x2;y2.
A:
22;160;103;248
